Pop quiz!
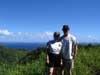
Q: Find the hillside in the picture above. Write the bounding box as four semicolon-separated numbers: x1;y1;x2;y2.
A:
0;45;100;75
0;46;28;64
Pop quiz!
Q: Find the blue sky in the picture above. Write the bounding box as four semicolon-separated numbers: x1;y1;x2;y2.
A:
0;0;100;43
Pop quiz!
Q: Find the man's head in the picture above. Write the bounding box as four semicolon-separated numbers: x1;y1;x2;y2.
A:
62;25;70;36
53;32;60;41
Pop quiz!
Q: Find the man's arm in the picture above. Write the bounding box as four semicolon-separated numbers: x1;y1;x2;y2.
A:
71;35;78;59
73;44;78;59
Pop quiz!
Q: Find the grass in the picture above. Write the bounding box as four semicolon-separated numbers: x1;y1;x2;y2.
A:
0;45;100;75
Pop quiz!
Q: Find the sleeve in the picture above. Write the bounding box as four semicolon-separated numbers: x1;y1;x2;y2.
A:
72;35;77;45
71;35;77;56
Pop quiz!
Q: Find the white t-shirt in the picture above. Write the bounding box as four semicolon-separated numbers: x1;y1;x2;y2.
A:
61;34;77;59
47;40;62;54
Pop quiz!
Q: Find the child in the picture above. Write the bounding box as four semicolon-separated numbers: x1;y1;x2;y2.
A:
46;32;62;75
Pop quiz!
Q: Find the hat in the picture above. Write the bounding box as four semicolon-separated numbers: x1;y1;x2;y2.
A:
62;25;70;30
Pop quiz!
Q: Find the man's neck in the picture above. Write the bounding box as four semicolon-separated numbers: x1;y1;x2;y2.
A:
64;33;69;37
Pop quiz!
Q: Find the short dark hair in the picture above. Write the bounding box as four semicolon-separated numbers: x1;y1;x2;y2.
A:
53;32;60;37
62;25;70;31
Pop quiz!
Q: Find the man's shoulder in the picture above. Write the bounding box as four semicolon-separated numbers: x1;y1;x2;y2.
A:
69;34;76;39
60;34;76;39
60;35;64;40
69;34;77;43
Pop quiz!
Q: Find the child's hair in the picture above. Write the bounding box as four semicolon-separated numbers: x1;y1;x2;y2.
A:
53;32;60;37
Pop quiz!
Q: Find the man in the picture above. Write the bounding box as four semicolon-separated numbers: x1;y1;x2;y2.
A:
46;32;63;75
60;25;78;75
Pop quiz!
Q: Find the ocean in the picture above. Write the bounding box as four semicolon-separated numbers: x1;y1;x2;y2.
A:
0;42;46;50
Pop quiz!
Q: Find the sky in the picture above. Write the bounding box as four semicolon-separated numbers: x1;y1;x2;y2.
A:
0;0;100;43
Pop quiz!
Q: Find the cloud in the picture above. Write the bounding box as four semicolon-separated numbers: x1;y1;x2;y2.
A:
0;29;12;36
87;35;98;42
37;31;53;39
0;29;100;43
77;35;100;43
0;29;53;42
45;32;53;36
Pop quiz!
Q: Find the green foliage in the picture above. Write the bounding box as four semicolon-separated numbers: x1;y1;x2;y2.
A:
0;46;28;64
0;45;100;75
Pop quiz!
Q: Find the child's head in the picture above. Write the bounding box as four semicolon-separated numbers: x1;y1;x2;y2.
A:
53;32;60;41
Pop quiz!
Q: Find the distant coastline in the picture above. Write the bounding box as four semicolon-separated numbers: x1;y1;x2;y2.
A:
0;42;46;50
0;42;100;50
